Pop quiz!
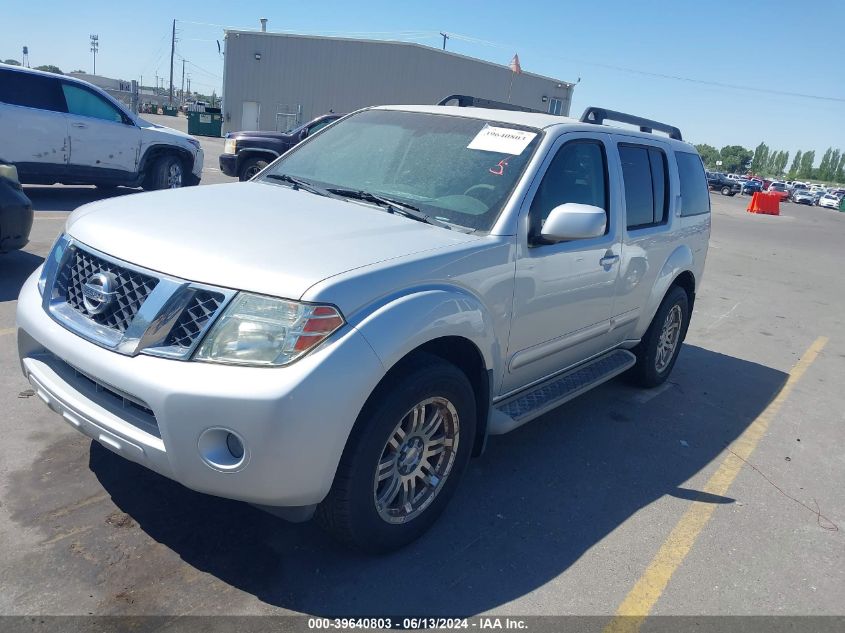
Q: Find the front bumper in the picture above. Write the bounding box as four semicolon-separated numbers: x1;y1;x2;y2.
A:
16;270;385;507
219;153;238;178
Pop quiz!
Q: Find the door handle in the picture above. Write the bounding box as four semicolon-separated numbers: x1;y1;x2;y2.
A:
71;122;87;129
600;254;620;267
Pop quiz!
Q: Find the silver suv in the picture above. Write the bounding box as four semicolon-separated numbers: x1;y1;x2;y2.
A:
17;104;710;552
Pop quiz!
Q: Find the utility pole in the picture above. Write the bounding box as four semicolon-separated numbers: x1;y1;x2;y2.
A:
439;32;449;50
168;19;176;105
180;59;185;105
90;34;99;74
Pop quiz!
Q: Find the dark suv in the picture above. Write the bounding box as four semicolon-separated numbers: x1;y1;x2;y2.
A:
219;114;343;181
705;171;741;196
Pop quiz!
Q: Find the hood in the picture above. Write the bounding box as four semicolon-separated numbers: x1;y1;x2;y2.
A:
66;182;481;299
136;117;197;143
230;130;292;140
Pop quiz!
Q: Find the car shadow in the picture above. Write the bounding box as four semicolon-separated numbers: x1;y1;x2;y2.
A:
87;344;786;616
24;186;137;212
0;249;44;302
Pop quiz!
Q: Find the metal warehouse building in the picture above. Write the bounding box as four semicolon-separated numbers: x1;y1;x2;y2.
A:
221;31;575;134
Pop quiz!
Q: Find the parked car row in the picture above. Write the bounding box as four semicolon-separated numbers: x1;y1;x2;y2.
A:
721;172;844;207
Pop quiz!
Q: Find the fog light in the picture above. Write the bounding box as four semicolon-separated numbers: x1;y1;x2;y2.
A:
197;427;248;472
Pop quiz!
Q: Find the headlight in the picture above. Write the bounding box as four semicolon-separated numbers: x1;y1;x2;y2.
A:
38;233;70;296
223;138;237;154
194;293;345;366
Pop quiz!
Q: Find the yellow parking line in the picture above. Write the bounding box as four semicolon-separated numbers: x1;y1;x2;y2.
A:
604;335;829;633
0;327;15;337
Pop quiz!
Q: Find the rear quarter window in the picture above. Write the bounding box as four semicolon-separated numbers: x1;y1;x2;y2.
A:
0;69;67;112
676;151;711;217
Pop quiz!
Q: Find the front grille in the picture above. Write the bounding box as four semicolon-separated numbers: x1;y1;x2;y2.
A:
69;364;160;438
165;290;225;349
57;247;159;332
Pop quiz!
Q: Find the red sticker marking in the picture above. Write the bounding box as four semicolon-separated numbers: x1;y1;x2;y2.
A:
489;158;510;176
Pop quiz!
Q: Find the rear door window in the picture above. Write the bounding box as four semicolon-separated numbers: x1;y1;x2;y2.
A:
0;69;67;112
619;144;669;229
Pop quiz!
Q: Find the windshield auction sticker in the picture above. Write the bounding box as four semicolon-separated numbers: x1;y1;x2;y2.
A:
467;125;537;155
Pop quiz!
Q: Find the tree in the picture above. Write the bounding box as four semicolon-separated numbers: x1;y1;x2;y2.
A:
2;59;21;66
34;64;62;74
775;151;789;178
751;142;769;174
718;145;753;174
817;148;834;181
765;150;780;176
835;153;845;184
788;151;802;179
798;151;815;179
694;144;720;169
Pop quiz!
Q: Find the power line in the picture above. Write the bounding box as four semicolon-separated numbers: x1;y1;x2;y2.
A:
445;31;845;104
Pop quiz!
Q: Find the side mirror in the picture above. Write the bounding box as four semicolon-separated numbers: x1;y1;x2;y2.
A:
298;128;308;141
539;203;607;242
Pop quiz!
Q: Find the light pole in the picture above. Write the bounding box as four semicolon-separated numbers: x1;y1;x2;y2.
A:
90;34;99;74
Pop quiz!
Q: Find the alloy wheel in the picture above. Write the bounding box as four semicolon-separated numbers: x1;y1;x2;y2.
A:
373;397;459;524
655;304;683;373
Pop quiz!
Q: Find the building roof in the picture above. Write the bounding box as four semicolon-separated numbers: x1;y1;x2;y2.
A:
223;30;575;88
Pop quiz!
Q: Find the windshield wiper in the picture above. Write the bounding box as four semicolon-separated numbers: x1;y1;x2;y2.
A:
264;174;337;198
327;188;451;230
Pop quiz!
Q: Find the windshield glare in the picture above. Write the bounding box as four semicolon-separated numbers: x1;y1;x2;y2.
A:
260;109;541;231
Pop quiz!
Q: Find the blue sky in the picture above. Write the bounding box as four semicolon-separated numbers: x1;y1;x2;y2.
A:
5;0;843;162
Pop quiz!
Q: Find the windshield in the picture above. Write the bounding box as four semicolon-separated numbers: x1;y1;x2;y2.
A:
259;109;542;231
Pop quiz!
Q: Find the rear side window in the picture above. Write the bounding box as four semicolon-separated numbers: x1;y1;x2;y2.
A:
619;144;669;229
61;84;124;123
676;151;710;216
0;69;67;112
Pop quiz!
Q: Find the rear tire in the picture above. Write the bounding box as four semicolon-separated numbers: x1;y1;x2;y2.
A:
143;155;186;190
316;354;476;553
628;286;689;388
238;157;269;181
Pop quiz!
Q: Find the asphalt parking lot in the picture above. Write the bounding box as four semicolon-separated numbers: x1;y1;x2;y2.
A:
0;128;843;621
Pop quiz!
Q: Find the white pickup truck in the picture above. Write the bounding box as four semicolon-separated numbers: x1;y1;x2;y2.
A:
17;102;709;552
0;64;203;189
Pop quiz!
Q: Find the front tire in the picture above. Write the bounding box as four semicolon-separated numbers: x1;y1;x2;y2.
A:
143;155;186;190
316;354;476;553
628;286;689;388
238;156;269;181
721;186;732;196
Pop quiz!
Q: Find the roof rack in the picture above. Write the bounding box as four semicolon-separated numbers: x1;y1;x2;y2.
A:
437;94;545;114
579;107;682;141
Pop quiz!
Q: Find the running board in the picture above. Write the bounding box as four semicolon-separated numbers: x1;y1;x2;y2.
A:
490;349;637;435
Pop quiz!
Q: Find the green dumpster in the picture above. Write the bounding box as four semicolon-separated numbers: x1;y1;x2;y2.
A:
839;196;845;212
162;105;178;117
187;108;223;137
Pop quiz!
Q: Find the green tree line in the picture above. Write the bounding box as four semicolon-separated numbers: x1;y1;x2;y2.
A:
695;142;845;184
